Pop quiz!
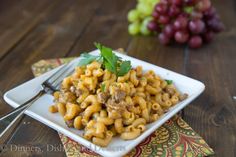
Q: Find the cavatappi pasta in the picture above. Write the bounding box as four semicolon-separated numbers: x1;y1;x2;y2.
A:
49;61;188;147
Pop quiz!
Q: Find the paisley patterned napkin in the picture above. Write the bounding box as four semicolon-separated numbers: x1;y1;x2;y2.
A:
31;57;214;157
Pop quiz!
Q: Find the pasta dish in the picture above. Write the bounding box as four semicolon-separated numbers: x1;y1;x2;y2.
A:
48;43;188;147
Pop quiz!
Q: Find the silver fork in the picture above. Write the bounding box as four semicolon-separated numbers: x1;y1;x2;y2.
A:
0;59;76;143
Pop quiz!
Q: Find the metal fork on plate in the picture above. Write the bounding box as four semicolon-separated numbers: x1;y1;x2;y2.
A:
0;60;76;142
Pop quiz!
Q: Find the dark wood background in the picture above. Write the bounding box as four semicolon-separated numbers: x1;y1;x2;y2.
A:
0;0;235;156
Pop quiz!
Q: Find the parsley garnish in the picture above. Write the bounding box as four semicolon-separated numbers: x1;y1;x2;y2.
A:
77;43;131;77
77;53;99;66
117;61;131;76
165;79;173;85
95;42;118;74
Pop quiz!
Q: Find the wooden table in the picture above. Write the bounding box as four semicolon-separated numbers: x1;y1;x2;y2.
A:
0;0;235;156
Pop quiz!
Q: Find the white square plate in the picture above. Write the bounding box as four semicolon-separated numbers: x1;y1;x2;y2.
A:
4;49;205;157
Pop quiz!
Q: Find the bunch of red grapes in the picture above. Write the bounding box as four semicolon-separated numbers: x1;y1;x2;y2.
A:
147;0;224;48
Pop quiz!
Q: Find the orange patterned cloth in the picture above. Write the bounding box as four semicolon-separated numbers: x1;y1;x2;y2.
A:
32;57;214;157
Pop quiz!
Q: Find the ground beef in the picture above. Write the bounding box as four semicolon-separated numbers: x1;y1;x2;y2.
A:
75;89;83;97
179;93;188;101
97;92;109;104
165;88;175;96
112;89;126;102
106;98;126;113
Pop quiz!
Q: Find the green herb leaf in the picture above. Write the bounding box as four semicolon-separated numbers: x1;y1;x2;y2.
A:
101;83;105;92
96;56;103;63
165;79;173;85
102;60;113;73
117;61;131;76
95;42;118;74
93;42;131;76
78;53;98;66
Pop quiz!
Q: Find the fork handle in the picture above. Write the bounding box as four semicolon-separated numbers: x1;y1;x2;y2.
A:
0;90;45;143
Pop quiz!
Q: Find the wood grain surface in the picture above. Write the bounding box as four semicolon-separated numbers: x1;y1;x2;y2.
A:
0;0;235;157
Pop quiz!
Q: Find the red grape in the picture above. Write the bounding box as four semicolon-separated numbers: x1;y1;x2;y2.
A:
184;0;197;5
178;12;189;18
152;11;160;19
159;15;170;24
171;0;182;6
203;31;214;43
168;5;181;17
175;31;189;43
197;0;211;12
213;22;224;32
155;3;168;14
207;18;225;32
160;0;169;5
188;35;203;48
173;16;188;30
147;21;159;31
213;14;220;20
163;24;175;38
189;19;206;34
142;0;224;48
204;6;216;19
191;10;203;19
158;33;170;45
